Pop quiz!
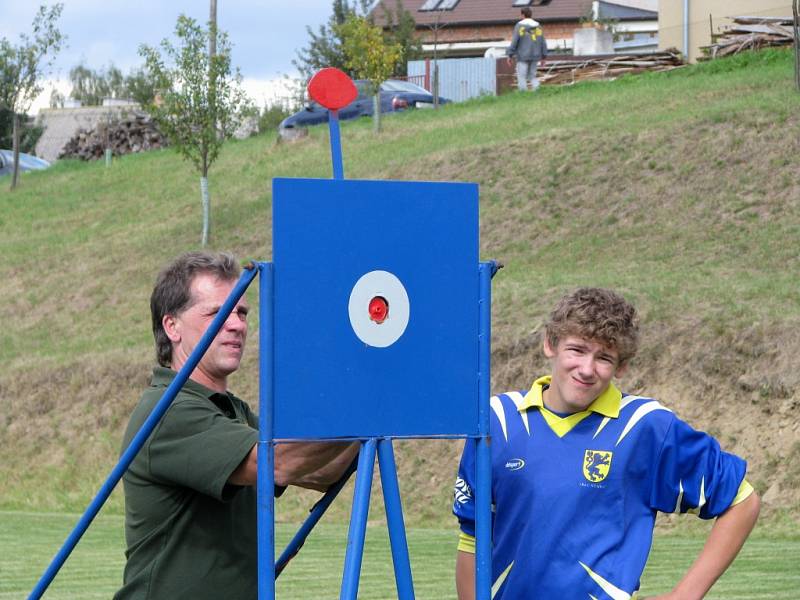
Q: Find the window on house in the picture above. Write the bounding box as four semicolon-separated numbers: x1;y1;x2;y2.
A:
419;0;461;11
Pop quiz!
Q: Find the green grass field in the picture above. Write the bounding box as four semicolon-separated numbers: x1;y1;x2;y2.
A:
2;511;798;599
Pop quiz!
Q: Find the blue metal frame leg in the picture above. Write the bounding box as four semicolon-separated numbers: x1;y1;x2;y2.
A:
275;457;358;577
377;439;415;600
258;262;276;600
340;438;377;600
475;262;493;600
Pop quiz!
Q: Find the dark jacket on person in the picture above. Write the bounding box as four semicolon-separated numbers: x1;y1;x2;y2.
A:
506;18;548;62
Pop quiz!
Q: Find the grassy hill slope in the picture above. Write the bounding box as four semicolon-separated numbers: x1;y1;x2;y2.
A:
1;48;798;526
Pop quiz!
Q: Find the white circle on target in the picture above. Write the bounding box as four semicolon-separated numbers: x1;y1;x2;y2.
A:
348;270;410;347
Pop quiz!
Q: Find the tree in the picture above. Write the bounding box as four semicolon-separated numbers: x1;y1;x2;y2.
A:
69;63;123;105
293;0;372;82
0;107;43;152
124;67;158;107
139;15;248;247
373;0;422;77
337;14;402;133
0;3;65;190
67;62;157;107
48;87;65;108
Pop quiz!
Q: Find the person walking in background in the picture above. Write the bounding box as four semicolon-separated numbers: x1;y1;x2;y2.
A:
506;7;548;91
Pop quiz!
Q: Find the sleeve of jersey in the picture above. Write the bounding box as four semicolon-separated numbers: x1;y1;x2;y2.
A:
649;416;747;519
452;438;477;537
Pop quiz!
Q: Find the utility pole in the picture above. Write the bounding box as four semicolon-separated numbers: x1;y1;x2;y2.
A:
793;0;800;91
202;0;218;247
210;0;217;57
427;10;447;108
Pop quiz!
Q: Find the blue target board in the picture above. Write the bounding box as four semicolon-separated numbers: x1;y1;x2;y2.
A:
273;177;479;439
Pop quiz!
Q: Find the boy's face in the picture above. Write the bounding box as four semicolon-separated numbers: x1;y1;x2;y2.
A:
543;335;627;414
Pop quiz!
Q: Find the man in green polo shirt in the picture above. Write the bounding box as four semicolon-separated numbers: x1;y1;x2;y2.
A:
115;251;358;600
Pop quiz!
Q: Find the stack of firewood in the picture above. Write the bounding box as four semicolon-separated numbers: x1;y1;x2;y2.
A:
700;16;796;59
537;50;685;85
59;113;167;161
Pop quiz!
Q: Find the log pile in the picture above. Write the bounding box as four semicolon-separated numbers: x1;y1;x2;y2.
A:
700;16;796;59
58;113;167;160
537;50;685;86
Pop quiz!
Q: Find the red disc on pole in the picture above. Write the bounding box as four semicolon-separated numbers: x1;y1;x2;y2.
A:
307;68;358;111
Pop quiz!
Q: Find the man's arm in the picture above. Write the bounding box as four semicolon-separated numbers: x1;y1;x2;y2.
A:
228;441;359;489
455;550;475;600
649;491;760;600
282;441;360;491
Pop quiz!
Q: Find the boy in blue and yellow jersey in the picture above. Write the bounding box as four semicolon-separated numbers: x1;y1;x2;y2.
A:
453;288;759;600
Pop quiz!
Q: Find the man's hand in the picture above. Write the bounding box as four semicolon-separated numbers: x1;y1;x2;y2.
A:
228;441;359;489
506;57;513;67
282;441;360;491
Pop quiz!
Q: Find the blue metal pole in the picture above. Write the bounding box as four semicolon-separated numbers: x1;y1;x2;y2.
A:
275;457;358;577
340;438;377;600
28;264;259;600
377;439;415;600
475;262;493;600
258;262;275;600
328;110;344;180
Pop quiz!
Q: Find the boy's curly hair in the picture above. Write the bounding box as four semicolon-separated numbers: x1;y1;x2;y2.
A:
544;287;639;364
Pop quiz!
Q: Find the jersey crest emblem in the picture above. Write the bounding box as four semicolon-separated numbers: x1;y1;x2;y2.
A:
583;450;612;482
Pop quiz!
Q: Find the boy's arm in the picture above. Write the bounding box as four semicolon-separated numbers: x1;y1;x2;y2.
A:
650;491;760;600
456;550;476;600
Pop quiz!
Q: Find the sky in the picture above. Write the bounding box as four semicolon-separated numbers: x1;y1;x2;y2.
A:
0;0;337;112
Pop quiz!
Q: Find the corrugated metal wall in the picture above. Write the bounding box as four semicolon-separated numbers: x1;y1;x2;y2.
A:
408;57;497;103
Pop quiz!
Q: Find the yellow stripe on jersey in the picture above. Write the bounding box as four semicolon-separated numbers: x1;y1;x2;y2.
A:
458;532;476;554
492;561;514;598
579;562;633;600
539;406;592;438
517;376;622;437
731;479;754;506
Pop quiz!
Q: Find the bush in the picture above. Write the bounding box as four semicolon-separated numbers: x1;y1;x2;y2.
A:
258;104;292;133
0;108;44;155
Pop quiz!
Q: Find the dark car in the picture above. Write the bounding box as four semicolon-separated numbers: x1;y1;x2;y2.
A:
0;149;51;177
279;79;450;134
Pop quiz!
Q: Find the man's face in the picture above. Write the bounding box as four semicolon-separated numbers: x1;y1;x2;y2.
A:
165;273;249;391
543;335;626;414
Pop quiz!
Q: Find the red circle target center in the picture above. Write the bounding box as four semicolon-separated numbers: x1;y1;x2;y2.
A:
368;296;389;324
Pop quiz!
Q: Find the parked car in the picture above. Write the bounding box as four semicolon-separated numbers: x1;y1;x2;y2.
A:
0;149;51;177
279;79;450;135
